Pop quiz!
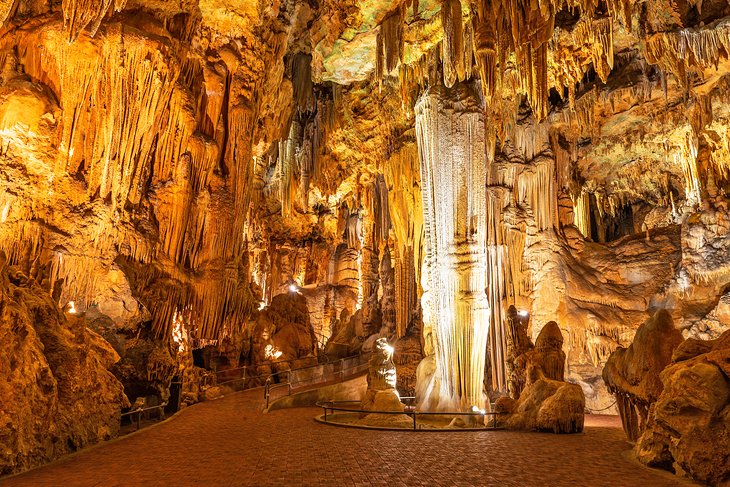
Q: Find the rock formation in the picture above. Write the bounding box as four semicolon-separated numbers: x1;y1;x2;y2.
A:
0;252;128;475
361;337;404;412
605;312;730;485
603;310;684;441
357;337;411;427
497;321;586;434
637;331;730;485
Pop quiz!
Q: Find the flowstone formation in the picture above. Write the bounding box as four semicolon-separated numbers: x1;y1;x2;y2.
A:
415;81;491;413
496;321;585;433
605;312;730;485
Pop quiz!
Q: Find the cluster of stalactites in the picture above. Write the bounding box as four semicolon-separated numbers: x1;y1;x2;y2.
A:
470;0;556;121
441;0;474;89
274;55;339;216
644;18;730;88
62;0;128;42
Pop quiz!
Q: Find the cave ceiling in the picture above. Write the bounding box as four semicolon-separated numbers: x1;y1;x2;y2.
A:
1;0;730;406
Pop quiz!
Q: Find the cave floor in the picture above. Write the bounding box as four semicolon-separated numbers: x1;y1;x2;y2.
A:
3;390;692;487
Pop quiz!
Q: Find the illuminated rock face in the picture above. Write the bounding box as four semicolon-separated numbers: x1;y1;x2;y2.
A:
361;337;403;412
415;82;490;412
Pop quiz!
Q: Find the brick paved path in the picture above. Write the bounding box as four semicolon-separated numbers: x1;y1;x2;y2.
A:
2;390;689;487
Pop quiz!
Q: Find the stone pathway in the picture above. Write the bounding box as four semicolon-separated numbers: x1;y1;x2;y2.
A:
2;390;690;486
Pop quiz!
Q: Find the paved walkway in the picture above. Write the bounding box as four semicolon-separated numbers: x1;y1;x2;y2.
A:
2;390;690;487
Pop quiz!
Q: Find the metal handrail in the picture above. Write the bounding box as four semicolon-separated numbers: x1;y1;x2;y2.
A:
210;352;368;380
264;359;371;408
121;401;169;430
212;352;370;389
316;400;504;431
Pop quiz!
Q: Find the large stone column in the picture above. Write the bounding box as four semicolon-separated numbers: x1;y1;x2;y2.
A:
415;82;491;412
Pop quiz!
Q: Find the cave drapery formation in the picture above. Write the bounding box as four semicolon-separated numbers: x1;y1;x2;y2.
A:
2;0;730;483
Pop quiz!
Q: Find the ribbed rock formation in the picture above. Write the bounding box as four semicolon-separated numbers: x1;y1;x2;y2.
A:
415;81;491;413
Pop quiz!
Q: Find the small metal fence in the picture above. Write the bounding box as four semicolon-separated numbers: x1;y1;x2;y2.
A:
119;354;372;430
316;400;505;431
120;402;169;431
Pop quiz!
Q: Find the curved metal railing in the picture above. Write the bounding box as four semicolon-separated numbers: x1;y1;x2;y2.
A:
316;400;504;431
263;355;371;408
205;352;370;390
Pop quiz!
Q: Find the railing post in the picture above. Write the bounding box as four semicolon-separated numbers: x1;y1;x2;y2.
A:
242;366;247;390
136;410;141;430
340;358;345;381
412;412;417;430
324;407;327;422
212;363;218;386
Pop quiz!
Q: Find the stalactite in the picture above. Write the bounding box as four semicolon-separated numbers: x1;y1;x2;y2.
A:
676;131;701;206
644;19;730;85
292;53;315;113
372;173;391;245
572;190;591;237
376;6;405;80
277;119;301;218
383;143;423;338
441;0;464;88
485;187;512;392
515;157;557;232
18;23;179;211
344;205;362;249
473;4;498;104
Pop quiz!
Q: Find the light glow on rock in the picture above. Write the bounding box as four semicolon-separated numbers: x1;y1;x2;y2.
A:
264;344;283;360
